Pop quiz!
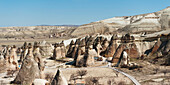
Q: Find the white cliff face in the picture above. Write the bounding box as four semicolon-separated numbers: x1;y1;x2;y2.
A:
71;7;170;36
99;16;131;25
135;41;156;56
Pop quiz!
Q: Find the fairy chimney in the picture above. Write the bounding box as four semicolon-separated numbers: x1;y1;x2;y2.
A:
83;43;96;66
60;41;66;58
104;35;118;57
51;69;68;85
9;45;18;70
66;40;75;58
53;43;62;60
33;42;45;79
13;44;40;85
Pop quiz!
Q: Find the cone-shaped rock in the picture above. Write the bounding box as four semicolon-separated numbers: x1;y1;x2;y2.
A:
74;46;84;67
148;38;161;57
51;69;68;85
66;40;75;58
53;43;62;60
94;39;102;57
20;42;28;62
79;39;86;55
13;45;40;85
71;39;80;58
104;35;118;57
9;45;18;70
83;44;96;66
60;41;66;58
119;50;131;67
112;44;126;63
33;42;45;79
101;38;109;51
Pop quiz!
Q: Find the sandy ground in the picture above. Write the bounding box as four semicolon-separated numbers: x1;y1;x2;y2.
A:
119;60;170;85
61;67;132;85
0;38;69;47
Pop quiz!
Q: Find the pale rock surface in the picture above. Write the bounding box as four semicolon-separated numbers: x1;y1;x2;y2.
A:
51;69;68;85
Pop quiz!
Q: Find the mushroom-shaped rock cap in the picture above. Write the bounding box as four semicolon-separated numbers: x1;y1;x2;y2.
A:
28;43;32;49
34;41;40;47
54;43;60;48
12;45;16;48
103;38;108;42
60;41;64;46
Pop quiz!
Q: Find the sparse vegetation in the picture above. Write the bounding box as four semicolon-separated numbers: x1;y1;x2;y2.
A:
69;74;78;84
45;73;53;82
85;77;99;85
77;69;87;79
7;70;17;77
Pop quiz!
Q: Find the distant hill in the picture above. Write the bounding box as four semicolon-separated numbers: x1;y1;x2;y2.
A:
37;25;80;27
71;7;170;36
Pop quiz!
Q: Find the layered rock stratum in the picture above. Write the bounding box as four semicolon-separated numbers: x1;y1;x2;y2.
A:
71;7;170;36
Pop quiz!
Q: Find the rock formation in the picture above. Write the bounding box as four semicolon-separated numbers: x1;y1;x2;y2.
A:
66;40;75;58
13;44;40;85
60;41;66;58
83;43;96;66
101;38;109;51
148;38;162;57
74;39;86;67
112;44;127;63
74;46;85;67
20;42;28;62
104;35;118;57
71;7;170;36
0;52;4;60
9;45;18;70
39;40;53;57
120;51;130;67
53;43;62;60
93;39;102;57
33;42;45;79
71;39;80;58
51;69;68;85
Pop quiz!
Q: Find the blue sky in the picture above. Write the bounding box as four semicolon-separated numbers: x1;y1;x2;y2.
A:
0;0;170;27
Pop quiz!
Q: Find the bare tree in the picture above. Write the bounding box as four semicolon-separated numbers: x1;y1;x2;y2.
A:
85;77;99;85
118;81;126;85
7;70;17;77
115;72;119;77
91;77;99;85
77;69;87;79
107;79;116;85
69;74;78;84
45;73;53;82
